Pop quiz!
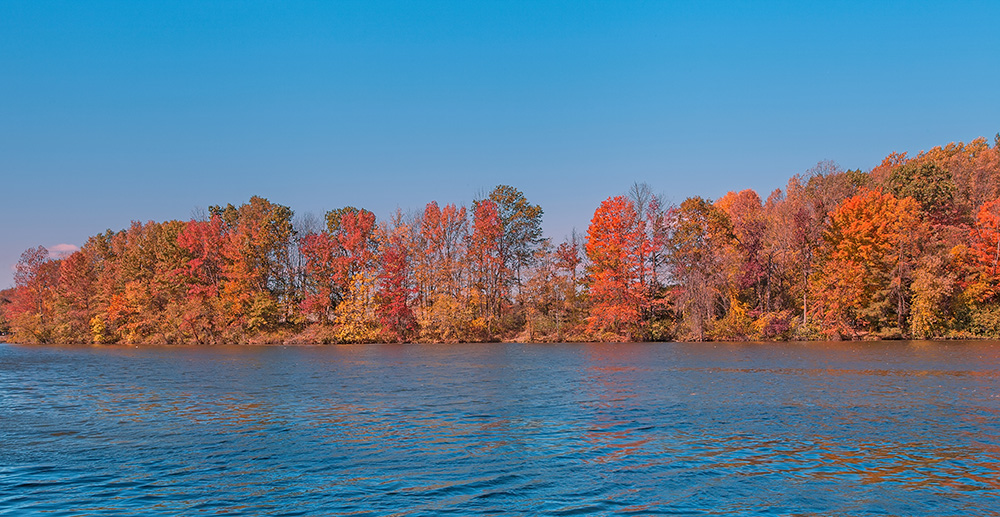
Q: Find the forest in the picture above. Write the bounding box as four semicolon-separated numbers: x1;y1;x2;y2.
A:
3;135;1000;344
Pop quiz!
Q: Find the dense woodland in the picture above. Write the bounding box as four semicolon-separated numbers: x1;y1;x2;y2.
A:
4;135;1000;344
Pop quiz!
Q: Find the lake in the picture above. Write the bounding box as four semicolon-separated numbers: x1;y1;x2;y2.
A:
1;341;999;515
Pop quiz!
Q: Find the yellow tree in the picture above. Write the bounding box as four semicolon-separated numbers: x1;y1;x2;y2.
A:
413;201;469;342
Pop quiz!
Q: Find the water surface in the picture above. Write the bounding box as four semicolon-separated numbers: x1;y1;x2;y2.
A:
2;341;999;515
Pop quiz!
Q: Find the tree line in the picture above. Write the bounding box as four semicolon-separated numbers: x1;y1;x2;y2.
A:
3;135;1000;344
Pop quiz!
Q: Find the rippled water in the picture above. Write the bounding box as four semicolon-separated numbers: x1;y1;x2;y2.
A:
2;341;1000;515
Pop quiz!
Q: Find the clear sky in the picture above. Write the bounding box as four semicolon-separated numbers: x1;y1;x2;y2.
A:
2;0;999;288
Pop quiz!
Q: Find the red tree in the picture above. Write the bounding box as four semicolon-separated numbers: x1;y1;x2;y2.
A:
965;196;1000;301
9;246;60;343
376;214;416;342
468;199;505;336
299;232;339;323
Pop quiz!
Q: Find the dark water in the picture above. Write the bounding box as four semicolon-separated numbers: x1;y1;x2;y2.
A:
2;342;1000;516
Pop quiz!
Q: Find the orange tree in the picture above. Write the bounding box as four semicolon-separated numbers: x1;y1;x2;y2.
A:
811;189;923;338
584;196;646;341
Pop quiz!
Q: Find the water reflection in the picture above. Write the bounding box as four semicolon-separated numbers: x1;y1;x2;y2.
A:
1;341;999;515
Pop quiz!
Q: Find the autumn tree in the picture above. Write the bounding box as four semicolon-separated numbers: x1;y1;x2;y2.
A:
176;216;227;343
210;197;294;336
627;182;673;336
286;212;323;322
48;250;93;342
768;162;861;332
376;211;416;342
909;253;956;339
585;196;646;341
211;197;295;293
959;196;1000;308
332;207;380;342
950;196;1000;335
327;207;378;287
91;221;184;344
715;191;766;317
519;238;588;341
468;199;506;339
666;197;731;341
302;206;380;341
712;189;797;340
553;231;586;338
0;288;13;336
413;201;468;342
8;246;60;343
299;232;339;325
970;197;1000;286
811;189;923;338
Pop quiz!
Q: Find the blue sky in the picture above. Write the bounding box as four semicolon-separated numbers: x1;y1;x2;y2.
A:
2;1;999;287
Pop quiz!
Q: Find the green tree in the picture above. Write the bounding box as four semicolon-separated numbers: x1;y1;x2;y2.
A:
888;162;957;223
476;185;544;293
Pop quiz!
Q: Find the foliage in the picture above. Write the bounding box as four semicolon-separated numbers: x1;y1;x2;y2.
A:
8;135;1000;344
